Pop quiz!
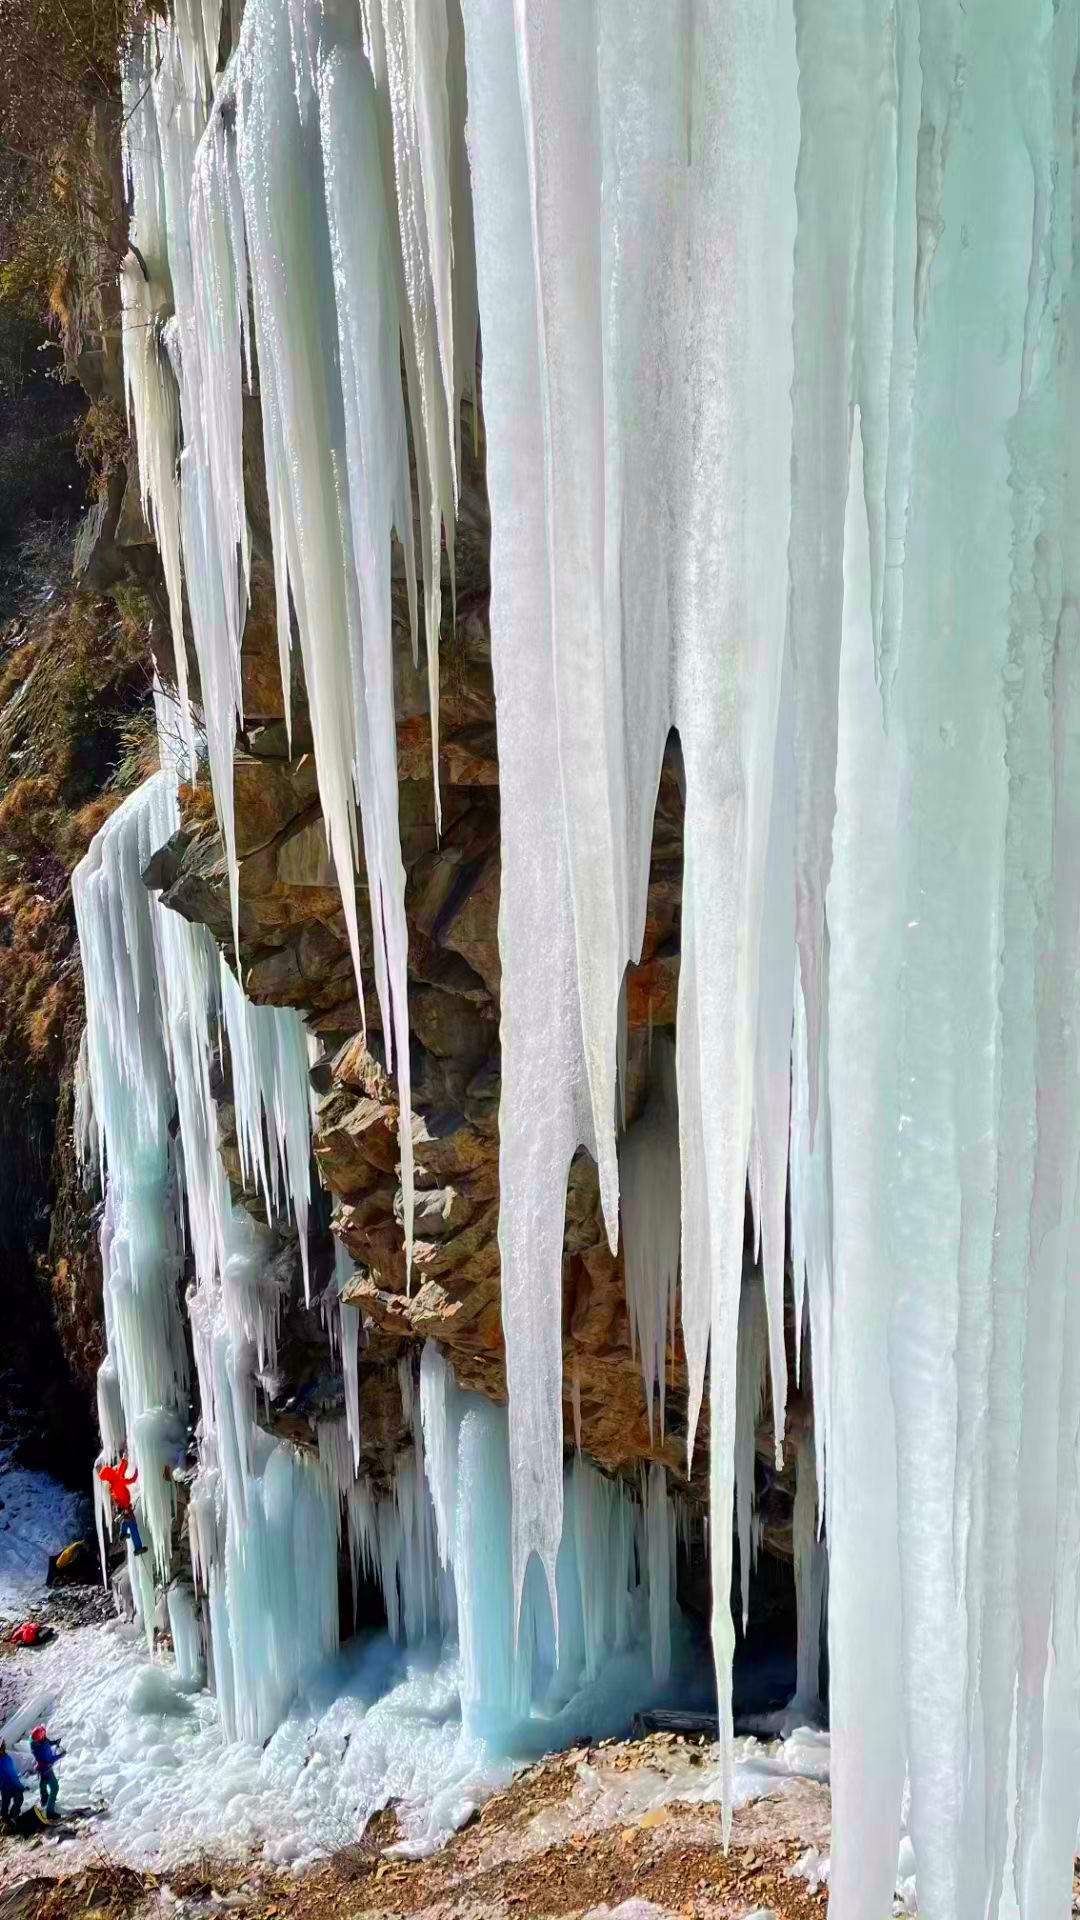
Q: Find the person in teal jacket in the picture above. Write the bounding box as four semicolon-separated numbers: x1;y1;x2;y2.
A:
29;1725;63;1820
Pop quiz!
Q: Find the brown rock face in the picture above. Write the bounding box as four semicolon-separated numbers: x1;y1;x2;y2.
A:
152;403;803;1548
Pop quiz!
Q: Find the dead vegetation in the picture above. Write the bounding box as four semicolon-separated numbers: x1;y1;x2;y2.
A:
0;586;152;1073
5;1854;148;1920
0;0;132;352
76;398;128;502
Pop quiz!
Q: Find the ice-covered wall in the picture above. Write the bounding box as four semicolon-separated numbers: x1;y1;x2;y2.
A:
109;0;1080;1913
467;7;1080;1913
73;751;696;1757
74;749;334;1736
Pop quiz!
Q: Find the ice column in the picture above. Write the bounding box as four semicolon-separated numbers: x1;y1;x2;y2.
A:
465;5;798;1771
75;751;332;1743
219;958;312;1296
74;773;196;1573
462;0;597;1620
645;1463;673;1686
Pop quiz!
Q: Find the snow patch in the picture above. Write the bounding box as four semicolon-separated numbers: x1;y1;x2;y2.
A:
0;1449;85;1616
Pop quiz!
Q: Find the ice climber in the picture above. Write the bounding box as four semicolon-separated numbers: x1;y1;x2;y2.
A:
0;1742;24;1826
98;1455;146;1555
29;1725;62;1821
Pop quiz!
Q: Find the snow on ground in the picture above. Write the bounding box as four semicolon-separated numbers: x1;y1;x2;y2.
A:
475;1727;832;1873
0;1620;507;1875
0;1616;834;1887
0;1448;86;1615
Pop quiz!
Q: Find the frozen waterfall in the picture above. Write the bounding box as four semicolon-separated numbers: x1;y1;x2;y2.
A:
73;753;336;1732
467;6;1080;1912
97;0;1080;1913
72;747;697;1771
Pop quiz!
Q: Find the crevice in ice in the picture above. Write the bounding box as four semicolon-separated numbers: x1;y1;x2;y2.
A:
734;1277;770;1638
619;1036;680;1442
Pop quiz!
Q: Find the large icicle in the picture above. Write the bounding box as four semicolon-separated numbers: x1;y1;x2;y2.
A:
822;423;905;1920
336;1243;363;1476
219;958;312;1295
512;0;622;1254
751;637;796;1459
120;35;193;774
366;0;473;828
462;0;594;1620
466;0;798;1709
787;0;892;1135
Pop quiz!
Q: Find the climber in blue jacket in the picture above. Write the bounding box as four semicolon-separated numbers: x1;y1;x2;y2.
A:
0;1741;24;1825
29;1725;63;1820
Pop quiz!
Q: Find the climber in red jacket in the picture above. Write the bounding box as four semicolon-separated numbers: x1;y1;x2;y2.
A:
97;1456;146;1556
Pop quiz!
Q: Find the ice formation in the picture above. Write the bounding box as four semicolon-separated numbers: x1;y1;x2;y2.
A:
101;0;1080;1911
219;958;313;1298
73;743;689;1772
465;8;1080;1913
619;1038;681;1440
118;0;480;1266
70;742;339;1724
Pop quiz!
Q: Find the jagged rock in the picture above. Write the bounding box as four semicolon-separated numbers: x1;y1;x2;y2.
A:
276;815;336;887
233;756;306;856
408;984;496;1064
240;607;290;720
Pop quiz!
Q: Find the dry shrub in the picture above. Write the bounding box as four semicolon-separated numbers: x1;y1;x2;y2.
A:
32;1853;150;1920
178;780;217;824
65;792;122;849
0;580;155;1078
106;701;161;794
27;974;73;1059
76;395;128;498
0;630;42;704
0;0;132;342
0;771;60;850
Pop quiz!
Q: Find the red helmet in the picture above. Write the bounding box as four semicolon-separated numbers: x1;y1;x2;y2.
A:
30;1725;46;1742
